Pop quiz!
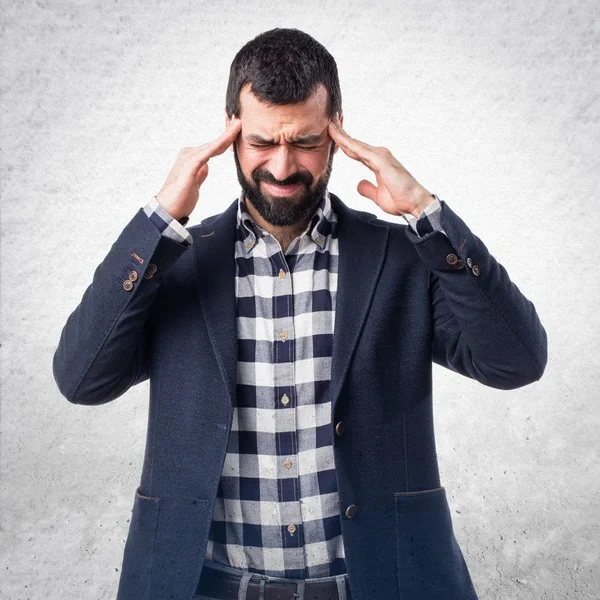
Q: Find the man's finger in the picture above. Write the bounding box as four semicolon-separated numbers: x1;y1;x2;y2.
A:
201;118;242;162
357;179;378;202
330;129;377;168
335;140;361;161
328;119;383;171
184;119;241;170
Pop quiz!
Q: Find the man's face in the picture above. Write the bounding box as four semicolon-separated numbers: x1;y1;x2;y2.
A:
228;83;341;227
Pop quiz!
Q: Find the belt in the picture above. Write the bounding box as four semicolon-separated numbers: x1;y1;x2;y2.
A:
196;563;349;600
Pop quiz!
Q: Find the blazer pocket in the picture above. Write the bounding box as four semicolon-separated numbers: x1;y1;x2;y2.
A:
394;486;478;599
135;486;160;501
117;486;160;599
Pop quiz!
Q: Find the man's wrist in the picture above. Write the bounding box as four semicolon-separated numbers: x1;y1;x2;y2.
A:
408;188;435;218
154;196;189;225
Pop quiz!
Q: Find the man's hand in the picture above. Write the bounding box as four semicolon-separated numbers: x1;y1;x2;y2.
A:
155;118;242;221
328;115;434;218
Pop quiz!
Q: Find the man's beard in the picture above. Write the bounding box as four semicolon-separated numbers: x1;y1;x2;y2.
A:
233;141;335;227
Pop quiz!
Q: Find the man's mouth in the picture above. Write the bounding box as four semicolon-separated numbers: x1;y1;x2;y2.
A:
263;181;303;196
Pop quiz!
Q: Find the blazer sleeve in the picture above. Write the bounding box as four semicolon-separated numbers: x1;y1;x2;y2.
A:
405;199;548;390
52;208;190;405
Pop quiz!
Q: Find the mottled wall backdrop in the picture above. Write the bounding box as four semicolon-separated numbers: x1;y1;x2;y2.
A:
1;0;598;598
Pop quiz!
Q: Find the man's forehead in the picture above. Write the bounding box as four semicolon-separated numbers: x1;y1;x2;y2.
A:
239;85;328;124
237;85;329;143
239;81;328;107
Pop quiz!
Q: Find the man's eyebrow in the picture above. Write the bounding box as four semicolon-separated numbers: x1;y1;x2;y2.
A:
245;133;323;144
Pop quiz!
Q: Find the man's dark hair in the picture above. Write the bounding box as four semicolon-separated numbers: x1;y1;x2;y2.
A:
225;28;342;119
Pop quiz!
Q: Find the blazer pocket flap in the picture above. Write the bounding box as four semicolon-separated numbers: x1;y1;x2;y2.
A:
394;486;454;544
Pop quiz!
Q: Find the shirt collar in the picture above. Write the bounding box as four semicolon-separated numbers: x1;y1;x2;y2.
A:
237;188;333;254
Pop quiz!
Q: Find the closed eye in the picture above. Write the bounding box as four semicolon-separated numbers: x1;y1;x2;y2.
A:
250;143;319;151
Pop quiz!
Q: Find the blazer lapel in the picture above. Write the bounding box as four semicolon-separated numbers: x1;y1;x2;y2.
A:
190;194;390;416
328;193;389;415
190;198;240;409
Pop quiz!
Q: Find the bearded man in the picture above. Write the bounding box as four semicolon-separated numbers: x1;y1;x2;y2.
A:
53;27;547;600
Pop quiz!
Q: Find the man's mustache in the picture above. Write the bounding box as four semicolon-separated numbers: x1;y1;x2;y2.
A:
253;171;312;188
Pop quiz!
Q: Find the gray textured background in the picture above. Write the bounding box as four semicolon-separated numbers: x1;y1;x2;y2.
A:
1;1;598;598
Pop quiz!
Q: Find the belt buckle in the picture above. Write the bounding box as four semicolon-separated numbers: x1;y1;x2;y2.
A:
256;576;301;600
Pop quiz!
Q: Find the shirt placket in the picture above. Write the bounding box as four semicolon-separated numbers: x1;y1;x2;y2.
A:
267;237;305;565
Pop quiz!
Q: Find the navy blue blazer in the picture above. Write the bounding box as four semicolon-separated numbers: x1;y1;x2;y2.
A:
53;193;547;600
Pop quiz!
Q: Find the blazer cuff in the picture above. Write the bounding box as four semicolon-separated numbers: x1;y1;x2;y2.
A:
404;199;474;272
402;194;448;237
143;196;193;247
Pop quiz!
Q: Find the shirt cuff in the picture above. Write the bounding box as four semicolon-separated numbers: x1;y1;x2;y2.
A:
143;196;193;247
402;194;448;237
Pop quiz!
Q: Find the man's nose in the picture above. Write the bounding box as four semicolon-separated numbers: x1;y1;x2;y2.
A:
266;145;300;183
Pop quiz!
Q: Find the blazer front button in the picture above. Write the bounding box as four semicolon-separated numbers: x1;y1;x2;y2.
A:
466;257;473;268
446;253;458;265
335;421;344;436
472;264;480;276
453;259;464;269
123;280;134;291
128;270;138;282
345;504;357;518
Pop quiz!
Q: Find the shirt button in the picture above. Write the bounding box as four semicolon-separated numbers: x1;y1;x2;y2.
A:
335;421;344;436
345;505;357;518
283;459;293;469
123;280;134;292
279;331;288;341
281;394;290;406
287;524;297;534
446;253;458;265
316;236;323;244
278;269;286;279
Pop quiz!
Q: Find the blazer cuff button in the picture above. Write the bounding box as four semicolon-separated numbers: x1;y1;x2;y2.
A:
144;263;158;279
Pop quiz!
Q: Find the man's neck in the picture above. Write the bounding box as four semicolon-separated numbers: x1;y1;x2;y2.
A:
244;196;313;254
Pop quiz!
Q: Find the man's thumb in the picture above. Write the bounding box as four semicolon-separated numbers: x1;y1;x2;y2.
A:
196;163;209;187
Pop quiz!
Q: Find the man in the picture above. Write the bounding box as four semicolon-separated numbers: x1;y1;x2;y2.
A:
53;28;547;600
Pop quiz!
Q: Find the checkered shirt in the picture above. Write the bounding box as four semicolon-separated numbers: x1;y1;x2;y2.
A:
142;190;444;578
